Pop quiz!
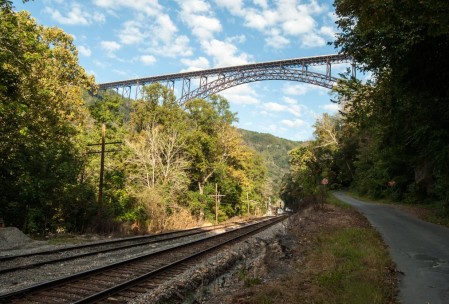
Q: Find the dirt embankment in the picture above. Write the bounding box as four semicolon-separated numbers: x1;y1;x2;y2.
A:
198;204;397;304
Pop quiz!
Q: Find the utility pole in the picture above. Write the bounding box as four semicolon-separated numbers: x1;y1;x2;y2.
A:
243;192;260;218
247;192;249;215
208;183;225;225
87;124;121;217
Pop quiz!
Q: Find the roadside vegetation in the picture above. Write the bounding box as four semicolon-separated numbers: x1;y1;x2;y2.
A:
233;196;398;304
280;0;449;225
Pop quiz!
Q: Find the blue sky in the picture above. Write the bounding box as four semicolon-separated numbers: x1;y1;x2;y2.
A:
14;0;352;141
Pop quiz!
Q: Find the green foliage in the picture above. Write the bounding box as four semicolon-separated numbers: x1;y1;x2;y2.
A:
0;7;271;234
327;0;449;212
240;129;300;199
313;227;394;304
280;113;347;210
0;7;95;232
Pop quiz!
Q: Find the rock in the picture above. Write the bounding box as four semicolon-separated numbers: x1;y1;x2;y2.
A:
0;227;33;250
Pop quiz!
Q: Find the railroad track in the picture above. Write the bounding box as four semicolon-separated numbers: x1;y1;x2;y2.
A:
0;215;287;303
0;221;248;275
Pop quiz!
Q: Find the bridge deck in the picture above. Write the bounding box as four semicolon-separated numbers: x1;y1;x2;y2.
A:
98;54;349;89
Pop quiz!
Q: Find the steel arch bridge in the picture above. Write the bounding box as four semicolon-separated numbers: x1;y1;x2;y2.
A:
98;54;352;104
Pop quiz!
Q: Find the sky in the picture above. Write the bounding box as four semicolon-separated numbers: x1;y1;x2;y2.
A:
13;0;353;141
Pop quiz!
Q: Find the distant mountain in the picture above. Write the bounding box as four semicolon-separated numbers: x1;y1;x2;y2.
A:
239;129;301;198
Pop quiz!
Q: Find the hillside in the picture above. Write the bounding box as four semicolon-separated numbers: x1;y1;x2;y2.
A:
239;129;300;198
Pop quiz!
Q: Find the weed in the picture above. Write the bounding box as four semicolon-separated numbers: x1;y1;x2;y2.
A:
234;204;398;304
238;268;262;287
311;228;394;304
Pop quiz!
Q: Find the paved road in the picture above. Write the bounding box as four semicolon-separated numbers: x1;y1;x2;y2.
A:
332;191;449;304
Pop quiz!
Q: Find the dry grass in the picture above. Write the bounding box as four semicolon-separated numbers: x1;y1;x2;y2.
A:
230;200;398;304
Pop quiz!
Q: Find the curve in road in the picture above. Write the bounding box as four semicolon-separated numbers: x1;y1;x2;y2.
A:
332;191;449;304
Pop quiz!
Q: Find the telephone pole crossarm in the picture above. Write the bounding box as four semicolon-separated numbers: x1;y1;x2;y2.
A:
208;183;225;225
86;124;122;217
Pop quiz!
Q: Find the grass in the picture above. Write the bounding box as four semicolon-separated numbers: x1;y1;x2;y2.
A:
327;193;354;210
238;269;262;287
310;227;395;304
45;233;95;245
239;199;398;304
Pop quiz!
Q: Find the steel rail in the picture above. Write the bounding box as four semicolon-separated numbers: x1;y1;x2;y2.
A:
0;227;200;261
75;215;288;304
0;221;253;274
0;228;203;274
0;220;254;262
0;216;287;303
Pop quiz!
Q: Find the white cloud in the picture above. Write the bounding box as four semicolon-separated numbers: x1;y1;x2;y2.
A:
243;10;267;30
287;105;303;117
284;83;309;95
118;20;146;45
301;32;326;48
155;14;178;43
149;35;193;58
201;39;251;67
227;34;246;44
283;96;298;105
179;0;210;14
252;0;268;9
214;0;244;15
221;84;260;105
265;28;290;49
281;119;307;128
181;57;210;71
282;15;316;36
78;45;91;57
263;102;287;112
95;0;191;58
213;0;332;51
93;0;163;17
44;3;105;25
298;0;326;15
320;103;339;112
320;26;335;38
140;55;156;65
92;12;106;23
100;40;121;57
45;5;87;25
260;101;303;117
177;0;222;40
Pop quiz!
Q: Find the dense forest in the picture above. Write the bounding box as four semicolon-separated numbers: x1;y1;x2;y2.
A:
281;0;449;219
239;129;299;203
0;2;271;234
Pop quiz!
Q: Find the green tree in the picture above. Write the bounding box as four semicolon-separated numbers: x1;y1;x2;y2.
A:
184;96;237;195
0;8;95;232
333;0;449;205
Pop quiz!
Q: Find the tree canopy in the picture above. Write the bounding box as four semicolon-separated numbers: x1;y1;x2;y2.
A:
282;0;449;214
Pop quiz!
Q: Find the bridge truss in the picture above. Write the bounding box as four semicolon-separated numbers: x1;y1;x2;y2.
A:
98;54;352;104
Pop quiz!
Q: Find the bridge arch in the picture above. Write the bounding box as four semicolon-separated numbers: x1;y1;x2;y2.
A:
177;68;338;104
98;54;352;103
